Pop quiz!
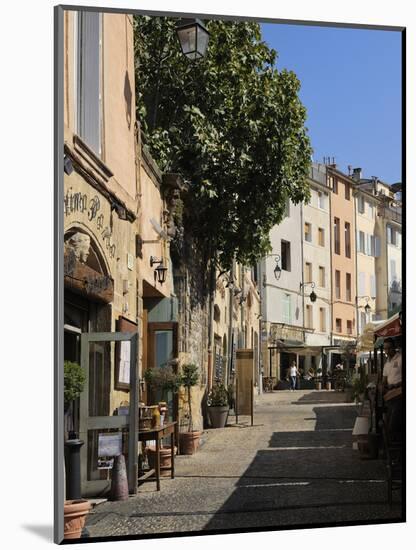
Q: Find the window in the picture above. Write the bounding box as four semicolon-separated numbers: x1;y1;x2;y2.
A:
390;260;397;281
318;227;325;246
358;272;366;296
370;275;376;297
358;231;365;253
370;235;376;257
345;222;351;258
347;320;353;335
319;308;326;332
319;266;325;287
318;191;326;209
282;294;292;324
328;175;334;189
374;236;381;257
281;240;291;271
334;217;341;254
305;262;312;281
346;273;352;302
332;178;338;194
336;318;342;333
304;222;312;243
345;182;350;200
368;202;375;219
387;225;396;245
397;231;402;248
358;195;365;214
335;270;341;299
306;305;313;329
77;11;102;155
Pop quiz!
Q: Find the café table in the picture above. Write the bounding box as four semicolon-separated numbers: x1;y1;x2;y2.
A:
138;421;177;491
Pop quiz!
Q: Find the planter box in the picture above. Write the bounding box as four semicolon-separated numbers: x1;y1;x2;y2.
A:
208;406;229;428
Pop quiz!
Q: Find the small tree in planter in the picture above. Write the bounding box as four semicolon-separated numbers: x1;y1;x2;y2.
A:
207;383;230;428
179;364;202;454
63;361;90;539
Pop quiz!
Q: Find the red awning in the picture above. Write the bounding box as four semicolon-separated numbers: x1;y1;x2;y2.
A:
374;313;401;338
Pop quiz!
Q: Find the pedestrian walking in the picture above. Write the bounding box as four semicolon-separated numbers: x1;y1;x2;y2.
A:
289;361;299;391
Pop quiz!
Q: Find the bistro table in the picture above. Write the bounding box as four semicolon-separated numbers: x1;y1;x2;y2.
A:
138;421;177;491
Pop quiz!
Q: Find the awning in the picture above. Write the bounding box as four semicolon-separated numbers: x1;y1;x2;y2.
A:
374;312;401;338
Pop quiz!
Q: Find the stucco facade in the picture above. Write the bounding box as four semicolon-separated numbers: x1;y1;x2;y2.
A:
303;167;332;350
328;168;357;346
353;187;379;333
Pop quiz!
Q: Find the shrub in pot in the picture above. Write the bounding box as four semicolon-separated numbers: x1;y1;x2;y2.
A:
207;383;229;428
178;364;202;455
63;361;89;539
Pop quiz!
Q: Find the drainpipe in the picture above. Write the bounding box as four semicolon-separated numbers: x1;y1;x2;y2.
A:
226;261;234;386
300;201;306;344
354;190;360;339
207;260;216;390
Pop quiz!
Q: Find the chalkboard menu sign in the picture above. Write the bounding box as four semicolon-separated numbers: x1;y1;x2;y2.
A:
215;352;223;381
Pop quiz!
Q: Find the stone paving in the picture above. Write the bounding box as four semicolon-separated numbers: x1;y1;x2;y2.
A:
85;390;403;538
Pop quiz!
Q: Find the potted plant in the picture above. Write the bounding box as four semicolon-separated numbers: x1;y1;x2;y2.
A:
207;383;230;428
315;368;323;390
144;365;181;474
178;363;202;455
351;375;368;404
63;361;90;539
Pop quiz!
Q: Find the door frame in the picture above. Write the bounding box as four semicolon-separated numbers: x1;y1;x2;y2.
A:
79;331;138;496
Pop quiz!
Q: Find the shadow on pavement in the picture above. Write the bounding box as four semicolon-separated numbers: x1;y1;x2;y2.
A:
291;391;354;405
202;404;401;531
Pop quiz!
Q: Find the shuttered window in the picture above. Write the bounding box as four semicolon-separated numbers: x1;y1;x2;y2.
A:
77;11;101;155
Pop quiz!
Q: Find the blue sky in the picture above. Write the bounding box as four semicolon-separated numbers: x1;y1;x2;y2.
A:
261;23;402;184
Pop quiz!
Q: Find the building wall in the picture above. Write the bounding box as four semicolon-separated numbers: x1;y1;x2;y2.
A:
264;201;303;327
329;170;357;341
303;178;331;347
63;10;139;415
354;189;379;331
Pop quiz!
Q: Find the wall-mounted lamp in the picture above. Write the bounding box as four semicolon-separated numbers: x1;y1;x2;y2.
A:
356;295;372;314
111;202;128;221
176;18;210;61
264;254;282;281
300;281;317;303
150;256;168;285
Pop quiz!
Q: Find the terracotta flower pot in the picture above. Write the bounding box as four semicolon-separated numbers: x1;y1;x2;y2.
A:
64;499;91;539
147;445;177;477
179;431;201;455
208;405;229;428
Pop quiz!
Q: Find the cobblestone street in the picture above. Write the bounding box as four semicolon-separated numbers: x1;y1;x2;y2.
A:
86;390;403;538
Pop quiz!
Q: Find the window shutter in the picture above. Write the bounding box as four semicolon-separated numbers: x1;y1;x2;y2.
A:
78;11;101;155
359;272;366;296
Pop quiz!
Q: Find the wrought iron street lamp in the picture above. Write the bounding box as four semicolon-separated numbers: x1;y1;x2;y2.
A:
356;295;371;314
150;256;168;285
300;281;317;303
176;19;210;60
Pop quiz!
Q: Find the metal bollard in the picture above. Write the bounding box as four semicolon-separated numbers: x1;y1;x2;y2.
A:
64;435;84;500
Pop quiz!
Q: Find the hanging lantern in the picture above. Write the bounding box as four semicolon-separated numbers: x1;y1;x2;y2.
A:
176;18;210;60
